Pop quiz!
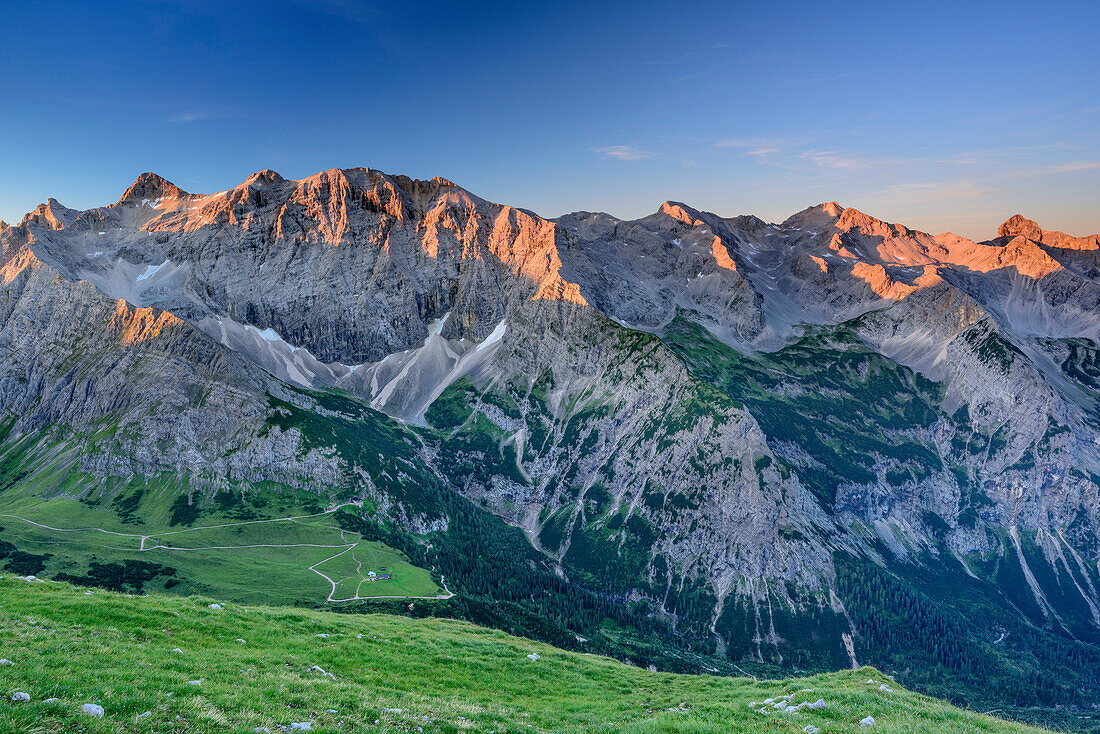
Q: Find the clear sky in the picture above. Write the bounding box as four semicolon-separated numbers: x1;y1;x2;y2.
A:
1;0;1097;240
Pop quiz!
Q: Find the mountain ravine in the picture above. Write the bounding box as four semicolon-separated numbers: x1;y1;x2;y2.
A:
2;167;1099;728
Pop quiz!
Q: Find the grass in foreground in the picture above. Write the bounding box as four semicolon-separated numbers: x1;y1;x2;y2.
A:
0;576;1055;734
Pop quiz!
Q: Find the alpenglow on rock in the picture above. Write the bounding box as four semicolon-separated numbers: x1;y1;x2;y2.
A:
2;166;1099;705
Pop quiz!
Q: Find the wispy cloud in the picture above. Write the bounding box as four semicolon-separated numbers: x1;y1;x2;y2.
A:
869;181;997;203
717;137;922;171
639;50;701;67
715;136;815;160
593;145;654;161
781;71;856;86
670;60;737;84
164;110;219;124
798;149;913;171
1042;161;1100;174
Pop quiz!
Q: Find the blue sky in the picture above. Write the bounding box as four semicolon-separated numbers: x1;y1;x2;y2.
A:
1;0;1097;240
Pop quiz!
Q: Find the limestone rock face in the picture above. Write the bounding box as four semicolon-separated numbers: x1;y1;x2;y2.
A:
4;169;1100;660
998;214;1043;242
0;227;344;493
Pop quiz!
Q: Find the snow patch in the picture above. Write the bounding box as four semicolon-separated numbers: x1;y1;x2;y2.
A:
136;260;170;282
427;311;452;337
476;320;507;352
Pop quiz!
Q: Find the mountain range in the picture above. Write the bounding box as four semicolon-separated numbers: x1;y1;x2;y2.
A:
2;167;1098;729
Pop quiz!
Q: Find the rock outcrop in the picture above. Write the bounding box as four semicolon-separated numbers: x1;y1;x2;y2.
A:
3;168;1099;669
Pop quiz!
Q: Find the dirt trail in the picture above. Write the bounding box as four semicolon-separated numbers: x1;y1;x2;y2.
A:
0;503;450;602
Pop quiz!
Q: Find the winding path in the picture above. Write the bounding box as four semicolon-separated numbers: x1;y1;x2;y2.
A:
0;503;452;603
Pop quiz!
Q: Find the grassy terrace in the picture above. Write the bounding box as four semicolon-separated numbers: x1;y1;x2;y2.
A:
0;484;439;606
0;576;1052;734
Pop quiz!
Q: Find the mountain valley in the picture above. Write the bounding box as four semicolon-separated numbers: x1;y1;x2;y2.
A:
1;167;1098;730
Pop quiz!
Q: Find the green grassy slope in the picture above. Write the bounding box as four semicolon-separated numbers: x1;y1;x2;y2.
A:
0;478;439;606
0;576;1055;734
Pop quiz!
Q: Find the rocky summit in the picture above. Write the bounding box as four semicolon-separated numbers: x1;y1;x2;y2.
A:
2;167;1099;730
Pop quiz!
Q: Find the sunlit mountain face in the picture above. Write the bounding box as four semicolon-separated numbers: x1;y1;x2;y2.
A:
2;168;1100;731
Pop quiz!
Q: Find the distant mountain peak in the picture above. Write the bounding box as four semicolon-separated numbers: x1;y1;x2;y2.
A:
19;197;78;230
658;201;706;226
997;214;1043;242
118;172;187;204
244;169;285;186
782;201;847;230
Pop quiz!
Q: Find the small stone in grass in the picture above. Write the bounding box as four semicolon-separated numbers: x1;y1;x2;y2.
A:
860;715;875;726
526;653;539;661
879;683;893;692
236;639;246;644
12;692;30;702
209;603;224;610
806;699;826;710
0;659;12;665
44;698;60;704
327;709;337;714
803;726;820;734
82;703;105;718
137;711;152;720
289;723;313;731
254;729;271;733
170;648;183;654
315;633;329;638
188;679;202;685
308;665;335;679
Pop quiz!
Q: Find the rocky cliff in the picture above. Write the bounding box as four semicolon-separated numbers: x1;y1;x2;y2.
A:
3;168;1100;701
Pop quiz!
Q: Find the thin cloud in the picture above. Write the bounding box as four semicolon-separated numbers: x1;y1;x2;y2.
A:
870;181;997;202
1043;161;1100;174
670;60;736;83
781;71;856;85
639;50;701;66
715;137;815;161
593;145;654;161
164;110;218;124
799;149;913;171
988;160;1100;179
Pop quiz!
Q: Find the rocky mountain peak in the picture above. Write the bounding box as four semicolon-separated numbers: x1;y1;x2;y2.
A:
835;206;911;237
781;201;846;230
997;214;1043;241
245;169;286;187
19;198;78;230
118;172;187;204
658;201;706;227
